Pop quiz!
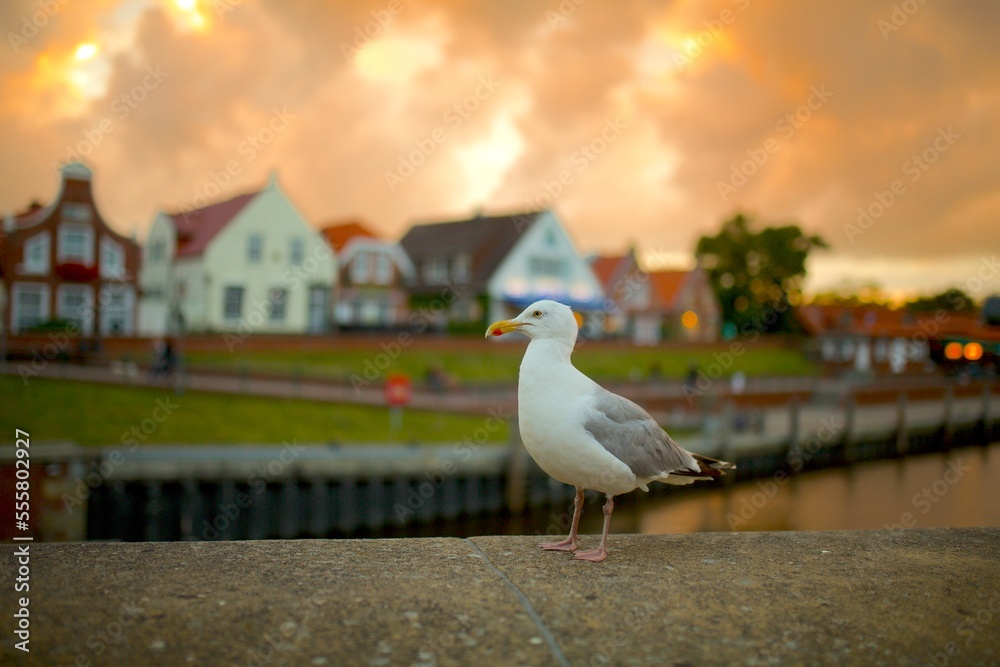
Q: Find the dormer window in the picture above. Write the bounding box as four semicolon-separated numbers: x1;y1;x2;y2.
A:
62;202;92;224
58;223;94;264
23;232;50;274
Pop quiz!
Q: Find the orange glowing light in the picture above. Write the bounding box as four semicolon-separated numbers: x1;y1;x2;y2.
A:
963;342;983;361
681;310;699;329
943;342;963;360
74;43;98;61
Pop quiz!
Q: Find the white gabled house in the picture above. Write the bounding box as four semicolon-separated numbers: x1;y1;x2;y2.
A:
399;209;604;330
139;176;336;335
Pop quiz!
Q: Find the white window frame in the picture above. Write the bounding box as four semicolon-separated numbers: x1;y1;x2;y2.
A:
423;257;448;284
268;288;288;322
22;231;51;275
247;235;263;264
11;283;50;334
100;236;125;278
374;253;392;285
452;254;471;284
223;285;244;320
99;284;134;336
290;238;304;267
58;223;94;264
56;284;94;335
61;202;92;224
351;253;369;284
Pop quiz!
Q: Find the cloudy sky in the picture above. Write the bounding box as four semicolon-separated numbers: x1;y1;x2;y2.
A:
1;0;998;300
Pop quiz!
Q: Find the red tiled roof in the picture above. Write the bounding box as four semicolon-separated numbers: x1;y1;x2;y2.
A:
170;191;259;258
795;304;1000;342
647;270;690;310
320;220;380;252
590;255;625;289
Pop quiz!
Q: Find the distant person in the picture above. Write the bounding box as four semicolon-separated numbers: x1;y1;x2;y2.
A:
151;338;176;380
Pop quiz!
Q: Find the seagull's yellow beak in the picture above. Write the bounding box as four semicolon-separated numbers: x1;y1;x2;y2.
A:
485;319;524;338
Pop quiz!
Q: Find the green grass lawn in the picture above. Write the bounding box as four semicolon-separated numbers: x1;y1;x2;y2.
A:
178;341;817;385
0;377;509;446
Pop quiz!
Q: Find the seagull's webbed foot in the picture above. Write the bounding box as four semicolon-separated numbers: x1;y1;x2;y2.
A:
572;494;614;563
538;486;585;552
572;547;607;562
538;537;578;551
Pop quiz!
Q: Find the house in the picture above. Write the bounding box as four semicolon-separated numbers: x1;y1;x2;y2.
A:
0;162;140;337
795;303;999;374
138;174;336;335
320;220;413;328
591;249;721;344
399;209;604;330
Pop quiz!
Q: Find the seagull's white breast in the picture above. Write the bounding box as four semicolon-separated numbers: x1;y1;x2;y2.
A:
516;341;638;495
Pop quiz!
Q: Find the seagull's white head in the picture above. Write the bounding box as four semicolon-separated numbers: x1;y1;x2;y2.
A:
485;300;581;342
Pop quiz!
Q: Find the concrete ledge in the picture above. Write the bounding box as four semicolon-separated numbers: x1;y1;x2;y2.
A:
6;528;999;666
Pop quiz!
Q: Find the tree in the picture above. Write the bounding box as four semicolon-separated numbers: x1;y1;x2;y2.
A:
695;213;827;335
906;288;976;313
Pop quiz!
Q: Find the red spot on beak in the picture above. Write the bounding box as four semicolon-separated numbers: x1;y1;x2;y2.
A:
491;328;503;336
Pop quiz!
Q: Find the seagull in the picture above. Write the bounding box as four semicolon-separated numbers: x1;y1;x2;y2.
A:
486;300;734;562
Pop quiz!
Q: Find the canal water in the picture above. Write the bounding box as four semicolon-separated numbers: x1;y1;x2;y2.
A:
574;441;1000;537
351;442;1000;540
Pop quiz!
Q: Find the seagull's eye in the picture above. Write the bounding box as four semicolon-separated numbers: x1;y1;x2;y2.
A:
532;310;542;318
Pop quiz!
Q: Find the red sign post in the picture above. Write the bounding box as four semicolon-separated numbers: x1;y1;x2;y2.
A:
384;373;412;433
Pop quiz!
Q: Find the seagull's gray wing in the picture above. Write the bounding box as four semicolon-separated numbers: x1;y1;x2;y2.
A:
583;386;696;478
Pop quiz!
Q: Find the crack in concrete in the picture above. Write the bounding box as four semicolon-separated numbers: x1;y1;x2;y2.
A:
464;539;570;667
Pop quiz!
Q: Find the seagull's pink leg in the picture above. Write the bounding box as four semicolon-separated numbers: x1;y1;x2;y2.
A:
539;487;585;551
573;495;614;562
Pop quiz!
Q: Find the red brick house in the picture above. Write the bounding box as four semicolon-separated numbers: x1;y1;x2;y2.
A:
0;163;141;338
320;220;413;328
591;249;721;344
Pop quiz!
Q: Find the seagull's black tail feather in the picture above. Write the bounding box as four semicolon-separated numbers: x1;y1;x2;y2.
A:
674;453;736;478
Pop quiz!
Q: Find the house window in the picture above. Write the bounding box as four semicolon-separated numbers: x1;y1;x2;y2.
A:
23;232;50;274
351;253;369;284
529;256;566;278
247;235;263;264
57;284;93;334
423;257;448;284
452;254;471;284
62;202;92;224
100;285;132;336
149;239;165;261
269;289;288;322
374;254;392;285
12;284;49;333
58;223;94;264
290;238;304;266
100;237;125;278
223;286;244;320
